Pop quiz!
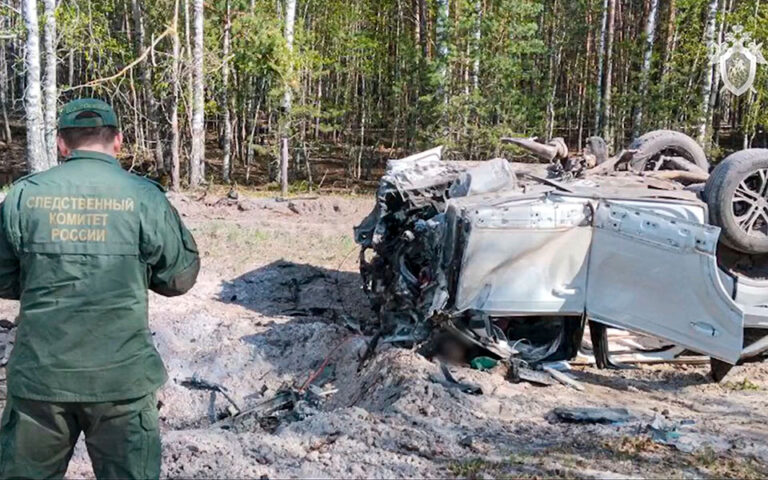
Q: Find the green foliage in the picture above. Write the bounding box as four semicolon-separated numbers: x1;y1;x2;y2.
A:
34;0;768;184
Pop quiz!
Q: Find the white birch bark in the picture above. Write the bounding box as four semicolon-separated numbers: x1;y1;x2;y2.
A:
189;0;205;187
594;0;609;135
697;0;719;144
280;0;296;196
472;0;481;92
222;0;232;183
633;0;659;137
436;0;450;100
22;0;47;173
170;0;181;190
602;0;616;147
0;40;11;143
42;0;57;168
707;0;729;140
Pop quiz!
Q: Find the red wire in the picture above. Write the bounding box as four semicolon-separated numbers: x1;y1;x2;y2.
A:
299;335;362;392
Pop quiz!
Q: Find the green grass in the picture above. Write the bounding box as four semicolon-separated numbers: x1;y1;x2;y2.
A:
446;439;768;480
722;378;762;391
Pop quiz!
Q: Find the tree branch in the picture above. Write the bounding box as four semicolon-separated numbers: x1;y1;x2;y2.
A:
61;26;174;93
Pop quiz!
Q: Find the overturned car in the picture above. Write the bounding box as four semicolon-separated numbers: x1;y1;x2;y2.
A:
354;131;768;381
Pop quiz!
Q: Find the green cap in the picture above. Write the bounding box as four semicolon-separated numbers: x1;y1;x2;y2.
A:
58;98;119;130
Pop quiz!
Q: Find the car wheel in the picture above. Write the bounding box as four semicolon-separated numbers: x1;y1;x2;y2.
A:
706;149;768;254
629;130;709;171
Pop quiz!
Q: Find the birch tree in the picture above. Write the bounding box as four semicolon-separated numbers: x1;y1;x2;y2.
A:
0;40;10;143
42;0;57;168
601;0;616;147
280;0;296;196
662;0;677;79
221;0;232;183
435;0;450;100
189;0;205;187
708;0;729;142
170;0;181;190
594;0;609;136
697;0;719;144
22;0;47;173
545;0;564;141
131;0;163;173
4;0;761;187
633;0;659;137
471;0;481;92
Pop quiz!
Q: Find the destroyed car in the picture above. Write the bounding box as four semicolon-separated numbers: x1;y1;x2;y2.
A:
354;130;768;381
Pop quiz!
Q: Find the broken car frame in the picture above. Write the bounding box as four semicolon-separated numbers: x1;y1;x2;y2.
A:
354;131;768;381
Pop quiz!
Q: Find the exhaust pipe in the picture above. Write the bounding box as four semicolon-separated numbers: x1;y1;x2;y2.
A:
502;137;568;162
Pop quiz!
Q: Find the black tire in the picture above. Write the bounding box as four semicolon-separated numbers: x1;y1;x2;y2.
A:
629;130;709;171
706;149;768;254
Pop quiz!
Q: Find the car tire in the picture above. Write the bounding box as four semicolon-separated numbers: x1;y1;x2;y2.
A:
629;130;709;171
705;149;768;254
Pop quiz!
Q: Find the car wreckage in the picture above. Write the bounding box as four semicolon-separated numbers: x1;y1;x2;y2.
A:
354;130;768;382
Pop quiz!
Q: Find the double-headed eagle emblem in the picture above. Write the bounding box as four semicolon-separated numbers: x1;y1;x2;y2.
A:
710;25;766;97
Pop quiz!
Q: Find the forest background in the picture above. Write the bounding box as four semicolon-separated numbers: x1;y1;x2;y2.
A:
0;0;766;193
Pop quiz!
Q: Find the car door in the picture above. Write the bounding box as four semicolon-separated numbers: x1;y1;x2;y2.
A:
586;201;744;364
453;194;592;316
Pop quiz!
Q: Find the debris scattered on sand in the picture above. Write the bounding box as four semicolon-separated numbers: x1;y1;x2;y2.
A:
429;363;483;395
553;407;632;424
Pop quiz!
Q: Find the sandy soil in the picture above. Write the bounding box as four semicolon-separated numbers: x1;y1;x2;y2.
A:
0;191;767;479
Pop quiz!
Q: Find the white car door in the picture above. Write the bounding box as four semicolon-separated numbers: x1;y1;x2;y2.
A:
586;201;744;364
454;195;592;316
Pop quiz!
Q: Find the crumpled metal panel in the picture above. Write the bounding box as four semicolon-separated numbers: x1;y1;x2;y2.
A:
384;146;464;192
449;158;517;198
605;199;706;223
587;201;744;363
454;196;592;315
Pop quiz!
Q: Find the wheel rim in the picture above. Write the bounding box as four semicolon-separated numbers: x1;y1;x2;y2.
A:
732;168;768;238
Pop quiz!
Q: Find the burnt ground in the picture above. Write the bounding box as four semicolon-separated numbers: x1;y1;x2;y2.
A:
0;191;767;479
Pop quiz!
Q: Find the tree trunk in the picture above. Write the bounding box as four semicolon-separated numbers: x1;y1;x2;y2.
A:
602;0;616;148
662;0;676;78
472;0;481;92
170;0;181;190
189;0;205;187
221;0;232;183
633;0;659;137
0;40;11;143
546;0;563;141
131;0;163;174
22;0;47;173
594;0;609;135
708;0;729;143
435;0;450;101
744;0;761;149
697;0;719;145
280;0;297;196
42;0;57;168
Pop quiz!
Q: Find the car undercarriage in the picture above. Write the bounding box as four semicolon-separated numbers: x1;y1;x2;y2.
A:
355;132;768;382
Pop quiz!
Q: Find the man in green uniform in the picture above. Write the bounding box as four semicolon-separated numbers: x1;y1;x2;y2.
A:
0;99;200;479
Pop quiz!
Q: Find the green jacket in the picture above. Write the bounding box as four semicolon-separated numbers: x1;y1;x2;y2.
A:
0;150;199;402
